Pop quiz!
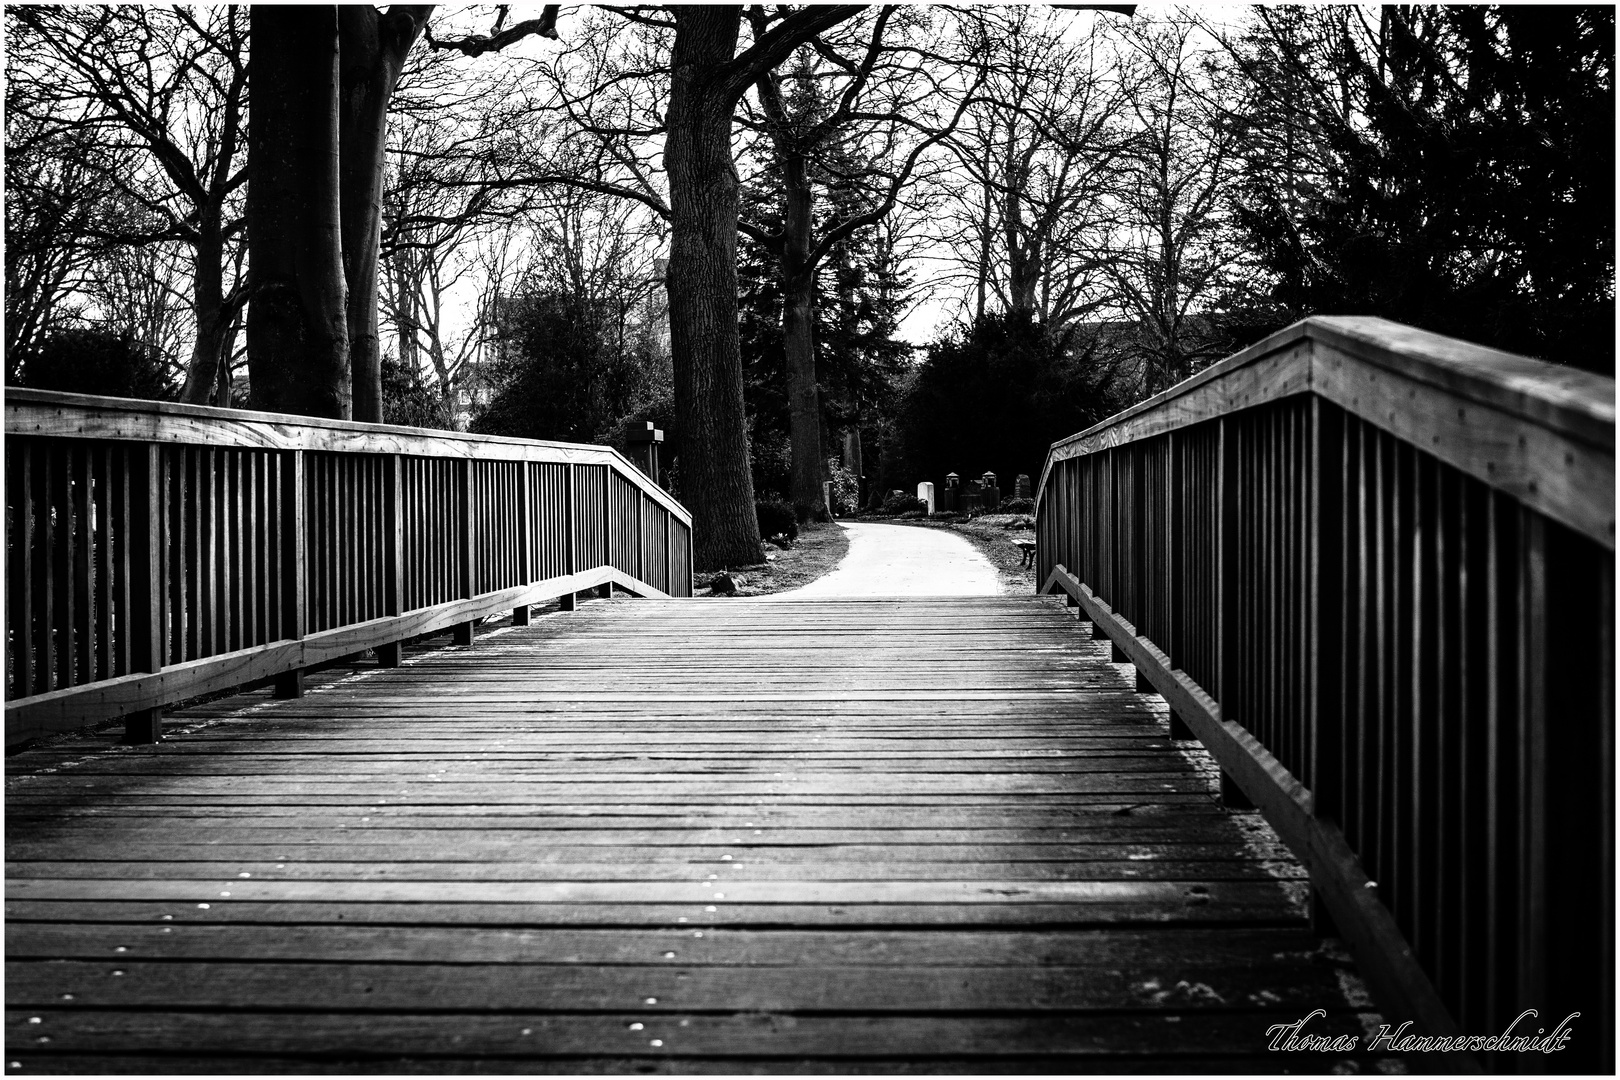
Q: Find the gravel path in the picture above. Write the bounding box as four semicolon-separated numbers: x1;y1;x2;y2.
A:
764;521;1001;598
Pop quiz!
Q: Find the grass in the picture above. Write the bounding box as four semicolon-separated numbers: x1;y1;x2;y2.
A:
692;520;850;597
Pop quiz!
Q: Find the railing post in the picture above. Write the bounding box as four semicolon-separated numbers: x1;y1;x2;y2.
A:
1308;398;1344;935
377;454;403;667
1214;415;1243;802
1215;416;1238;712
598;468;613;599
635;490;645;586
453;457;476;646
1517;509;1548;1024
1164;431;1194;740
274;449;305;699
664;508;673;596
123;445;166;743
561;463;577;611
513;461;532;625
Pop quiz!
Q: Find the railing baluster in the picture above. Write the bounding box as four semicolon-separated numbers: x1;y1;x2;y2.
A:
454;458;475;645
1515;506;1548;1021
275;449;305;699
12;443;36;696
71;447;92;684
125;445;164;743
378;454;404;667
514;460;533;626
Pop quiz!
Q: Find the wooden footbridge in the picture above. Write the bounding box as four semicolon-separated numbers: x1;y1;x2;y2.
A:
6;318;1614;1073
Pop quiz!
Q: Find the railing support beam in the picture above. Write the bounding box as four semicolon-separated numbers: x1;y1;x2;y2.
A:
378;453;403;669
123;445;165;743
274;448;305;700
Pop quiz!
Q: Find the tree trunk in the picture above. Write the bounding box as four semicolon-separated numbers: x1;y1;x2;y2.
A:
390;247;422;378
844;427;863;500
665;8;763;570
180;211;231;405
245;6;350;419
781;252;825;521
338;5;431;423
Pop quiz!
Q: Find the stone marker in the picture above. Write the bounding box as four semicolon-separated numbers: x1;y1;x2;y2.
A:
916;481;935;514
980;471;1000;512
1016;474;1032;499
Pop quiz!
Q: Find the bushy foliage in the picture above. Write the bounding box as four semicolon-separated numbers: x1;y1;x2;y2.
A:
472;291;663;444
735;175;909;503
998;496;1035;514
1231;6;1614;373
898;311;1129;499
825;457;860;515
755;497;799;541
10;328;175;401
880;491;926;515
381;352;452;429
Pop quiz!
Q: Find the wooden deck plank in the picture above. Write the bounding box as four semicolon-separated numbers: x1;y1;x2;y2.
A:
6;595;1380;1072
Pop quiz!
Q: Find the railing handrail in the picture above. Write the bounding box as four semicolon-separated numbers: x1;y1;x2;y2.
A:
1039;316;1615;548
1047;315;1615;457
5;387;692;526
1035;316;1614;1071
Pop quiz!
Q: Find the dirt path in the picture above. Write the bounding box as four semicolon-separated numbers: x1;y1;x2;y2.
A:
765;521;1001;598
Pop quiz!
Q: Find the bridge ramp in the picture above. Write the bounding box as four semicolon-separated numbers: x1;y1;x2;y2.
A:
7;595;1384;1072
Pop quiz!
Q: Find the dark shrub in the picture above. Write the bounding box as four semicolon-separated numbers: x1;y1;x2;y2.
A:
881;492;926;515
15;328;175;401
756;498;798;541
998;496;1035;513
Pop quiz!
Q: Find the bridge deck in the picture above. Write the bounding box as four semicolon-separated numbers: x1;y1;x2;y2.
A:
7;596;1380;1072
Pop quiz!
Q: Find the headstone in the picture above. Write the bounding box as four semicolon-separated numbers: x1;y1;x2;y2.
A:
1015;474;1032;499
942;472;960;513
916;481;935;514
980;471;1000;512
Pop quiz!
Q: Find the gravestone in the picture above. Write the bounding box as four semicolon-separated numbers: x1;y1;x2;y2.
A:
916;481;935;514
1015;474;1032;499
980;471;1001;512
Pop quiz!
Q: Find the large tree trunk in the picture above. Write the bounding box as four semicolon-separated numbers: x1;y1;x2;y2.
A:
179;211;232;405
781;190;826;523
245;6;350;419
338;6;431;423
843;426;863;505
665;8;763;571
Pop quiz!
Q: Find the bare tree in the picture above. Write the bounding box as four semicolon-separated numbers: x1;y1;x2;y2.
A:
735;6;979;522
7;6;249;403
431;4;864;570
1109;16;1245;394
931;7;1133;330
381;45;516;424
2;106;112;378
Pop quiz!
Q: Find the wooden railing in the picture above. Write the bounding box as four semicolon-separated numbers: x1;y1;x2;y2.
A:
1036;317;1613;1072
5;389;693;749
